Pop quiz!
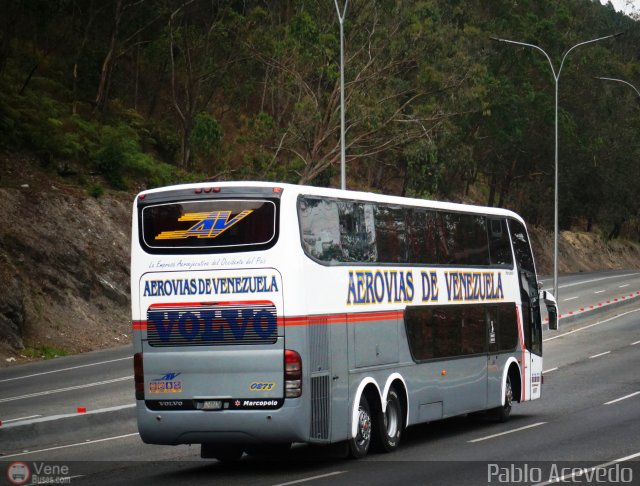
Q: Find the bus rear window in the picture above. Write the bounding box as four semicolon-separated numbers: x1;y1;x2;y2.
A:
141;199;277;253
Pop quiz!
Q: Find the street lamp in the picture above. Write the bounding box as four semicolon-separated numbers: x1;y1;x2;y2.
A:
491;33;622;299
334;0;349;190
594;76;640;98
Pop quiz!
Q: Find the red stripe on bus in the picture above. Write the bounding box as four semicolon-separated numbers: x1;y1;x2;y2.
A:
132;320;147;330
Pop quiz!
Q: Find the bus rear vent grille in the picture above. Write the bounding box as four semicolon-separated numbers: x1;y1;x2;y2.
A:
310;375;330;441
308;317;329;372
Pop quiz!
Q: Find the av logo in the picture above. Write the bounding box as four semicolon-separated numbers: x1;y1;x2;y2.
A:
155;210;253;240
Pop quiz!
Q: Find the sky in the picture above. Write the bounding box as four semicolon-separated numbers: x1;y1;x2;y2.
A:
600;0;640;14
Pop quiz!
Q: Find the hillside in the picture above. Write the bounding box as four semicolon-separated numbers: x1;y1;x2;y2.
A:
1;153;639;365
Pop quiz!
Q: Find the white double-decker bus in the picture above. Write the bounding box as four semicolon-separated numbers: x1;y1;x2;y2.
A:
131;182;558;460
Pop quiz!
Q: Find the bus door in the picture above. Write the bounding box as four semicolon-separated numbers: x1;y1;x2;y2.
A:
508;220;543;400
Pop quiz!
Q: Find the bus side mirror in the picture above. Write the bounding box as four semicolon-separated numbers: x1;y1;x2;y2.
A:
547;304;558;331
540;290;559;331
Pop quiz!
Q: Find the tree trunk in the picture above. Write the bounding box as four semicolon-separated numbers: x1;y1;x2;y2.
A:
95;0;123;111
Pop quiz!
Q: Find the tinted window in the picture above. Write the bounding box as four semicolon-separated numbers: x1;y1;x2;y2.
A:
440;213;490;266
374;205;407;263
488;218;513;266
298;196;503;267
142;199;276;251
338;201;377;262
406;209;440;264
299;198;342;262
405;304;488;361
487;304;519;353
508;219;535;273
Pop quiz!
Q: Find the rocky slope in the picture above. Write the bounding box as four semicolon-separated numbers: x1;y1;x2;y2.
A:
1;151;639;364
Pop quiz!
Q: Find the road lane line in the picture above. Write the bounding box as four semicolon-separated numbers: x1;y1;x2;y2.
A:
544;308;640;342
632;340;640;346
0;357;132;383
533;450;640;486
468;422;546;443
619;284;630;288
2;414;42;423
604;391;640;405
0;432;140;459
589;351;611;359
548;272;640;290
562;296;579;302
0;376;132;403
594;290;606;294
543;367;558;373
273;471;348;486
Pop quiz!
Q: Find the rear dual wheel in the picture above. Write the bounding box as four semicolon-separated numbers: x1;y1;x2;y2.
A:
348;388;404;459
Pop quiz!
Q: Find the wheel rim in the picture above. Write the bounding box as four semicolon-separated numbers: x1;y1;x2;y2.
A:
356;405;371;446
384;398;399;438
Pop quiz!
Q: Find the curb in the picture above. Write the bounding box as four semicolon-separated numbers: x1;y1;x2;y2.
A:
0;405;136;455
543;291;640;331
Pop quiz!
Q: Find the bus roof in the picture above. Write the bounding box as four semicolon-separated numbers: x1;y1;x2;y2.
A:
137;181;525;224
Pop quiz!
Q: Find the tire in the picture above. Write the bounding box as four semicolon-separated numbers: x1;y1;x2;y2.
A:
491;374;513;423
348;394;372;459
201;443;244;462
373;388;404;453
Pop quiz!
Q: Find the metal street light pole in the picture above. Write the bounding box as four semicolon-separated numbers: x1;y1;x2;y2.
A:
594;76;640;98
334;0;349;190
491;33;621;299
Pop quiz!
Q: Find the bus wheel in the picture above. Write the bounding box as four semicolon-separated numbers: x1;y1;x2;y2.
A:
201;443;244;462
348;394;372;459
373;388;403;453
491;375;513;423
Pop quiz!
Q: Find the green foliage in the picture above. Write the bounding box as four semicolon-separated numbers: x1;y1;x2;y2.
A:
23;345;69;360
191;113;223;161
88;182;105;198
0;0;638;234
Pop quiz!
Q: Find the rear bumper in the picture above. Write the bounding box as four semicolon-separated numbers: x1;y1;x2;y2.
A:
136;399;307;445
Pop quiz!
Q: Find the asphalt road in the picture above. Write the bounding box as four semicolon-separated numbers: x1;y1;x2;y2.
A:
1;270;639;485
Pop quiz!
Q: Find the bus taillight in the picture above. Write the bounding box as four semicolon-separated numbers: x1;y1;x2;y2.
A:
284;349;302;398
134;352;144;400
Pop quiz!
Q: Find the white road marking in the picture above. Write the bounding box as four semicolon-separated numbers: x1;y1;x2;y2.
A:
1;414;41;423
0;357;131;383
549;272;640;290
604;391;640;406
1;404;135;428
594;289;606;294
632;340;640;346
562;296;579;302
533;450;640;486
589;351;611;359
0;376;132;403
543;367;558;373
468;422;547;443
273;471;348;486
0;432;140;458
544;308;640;342
619;284;630;288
